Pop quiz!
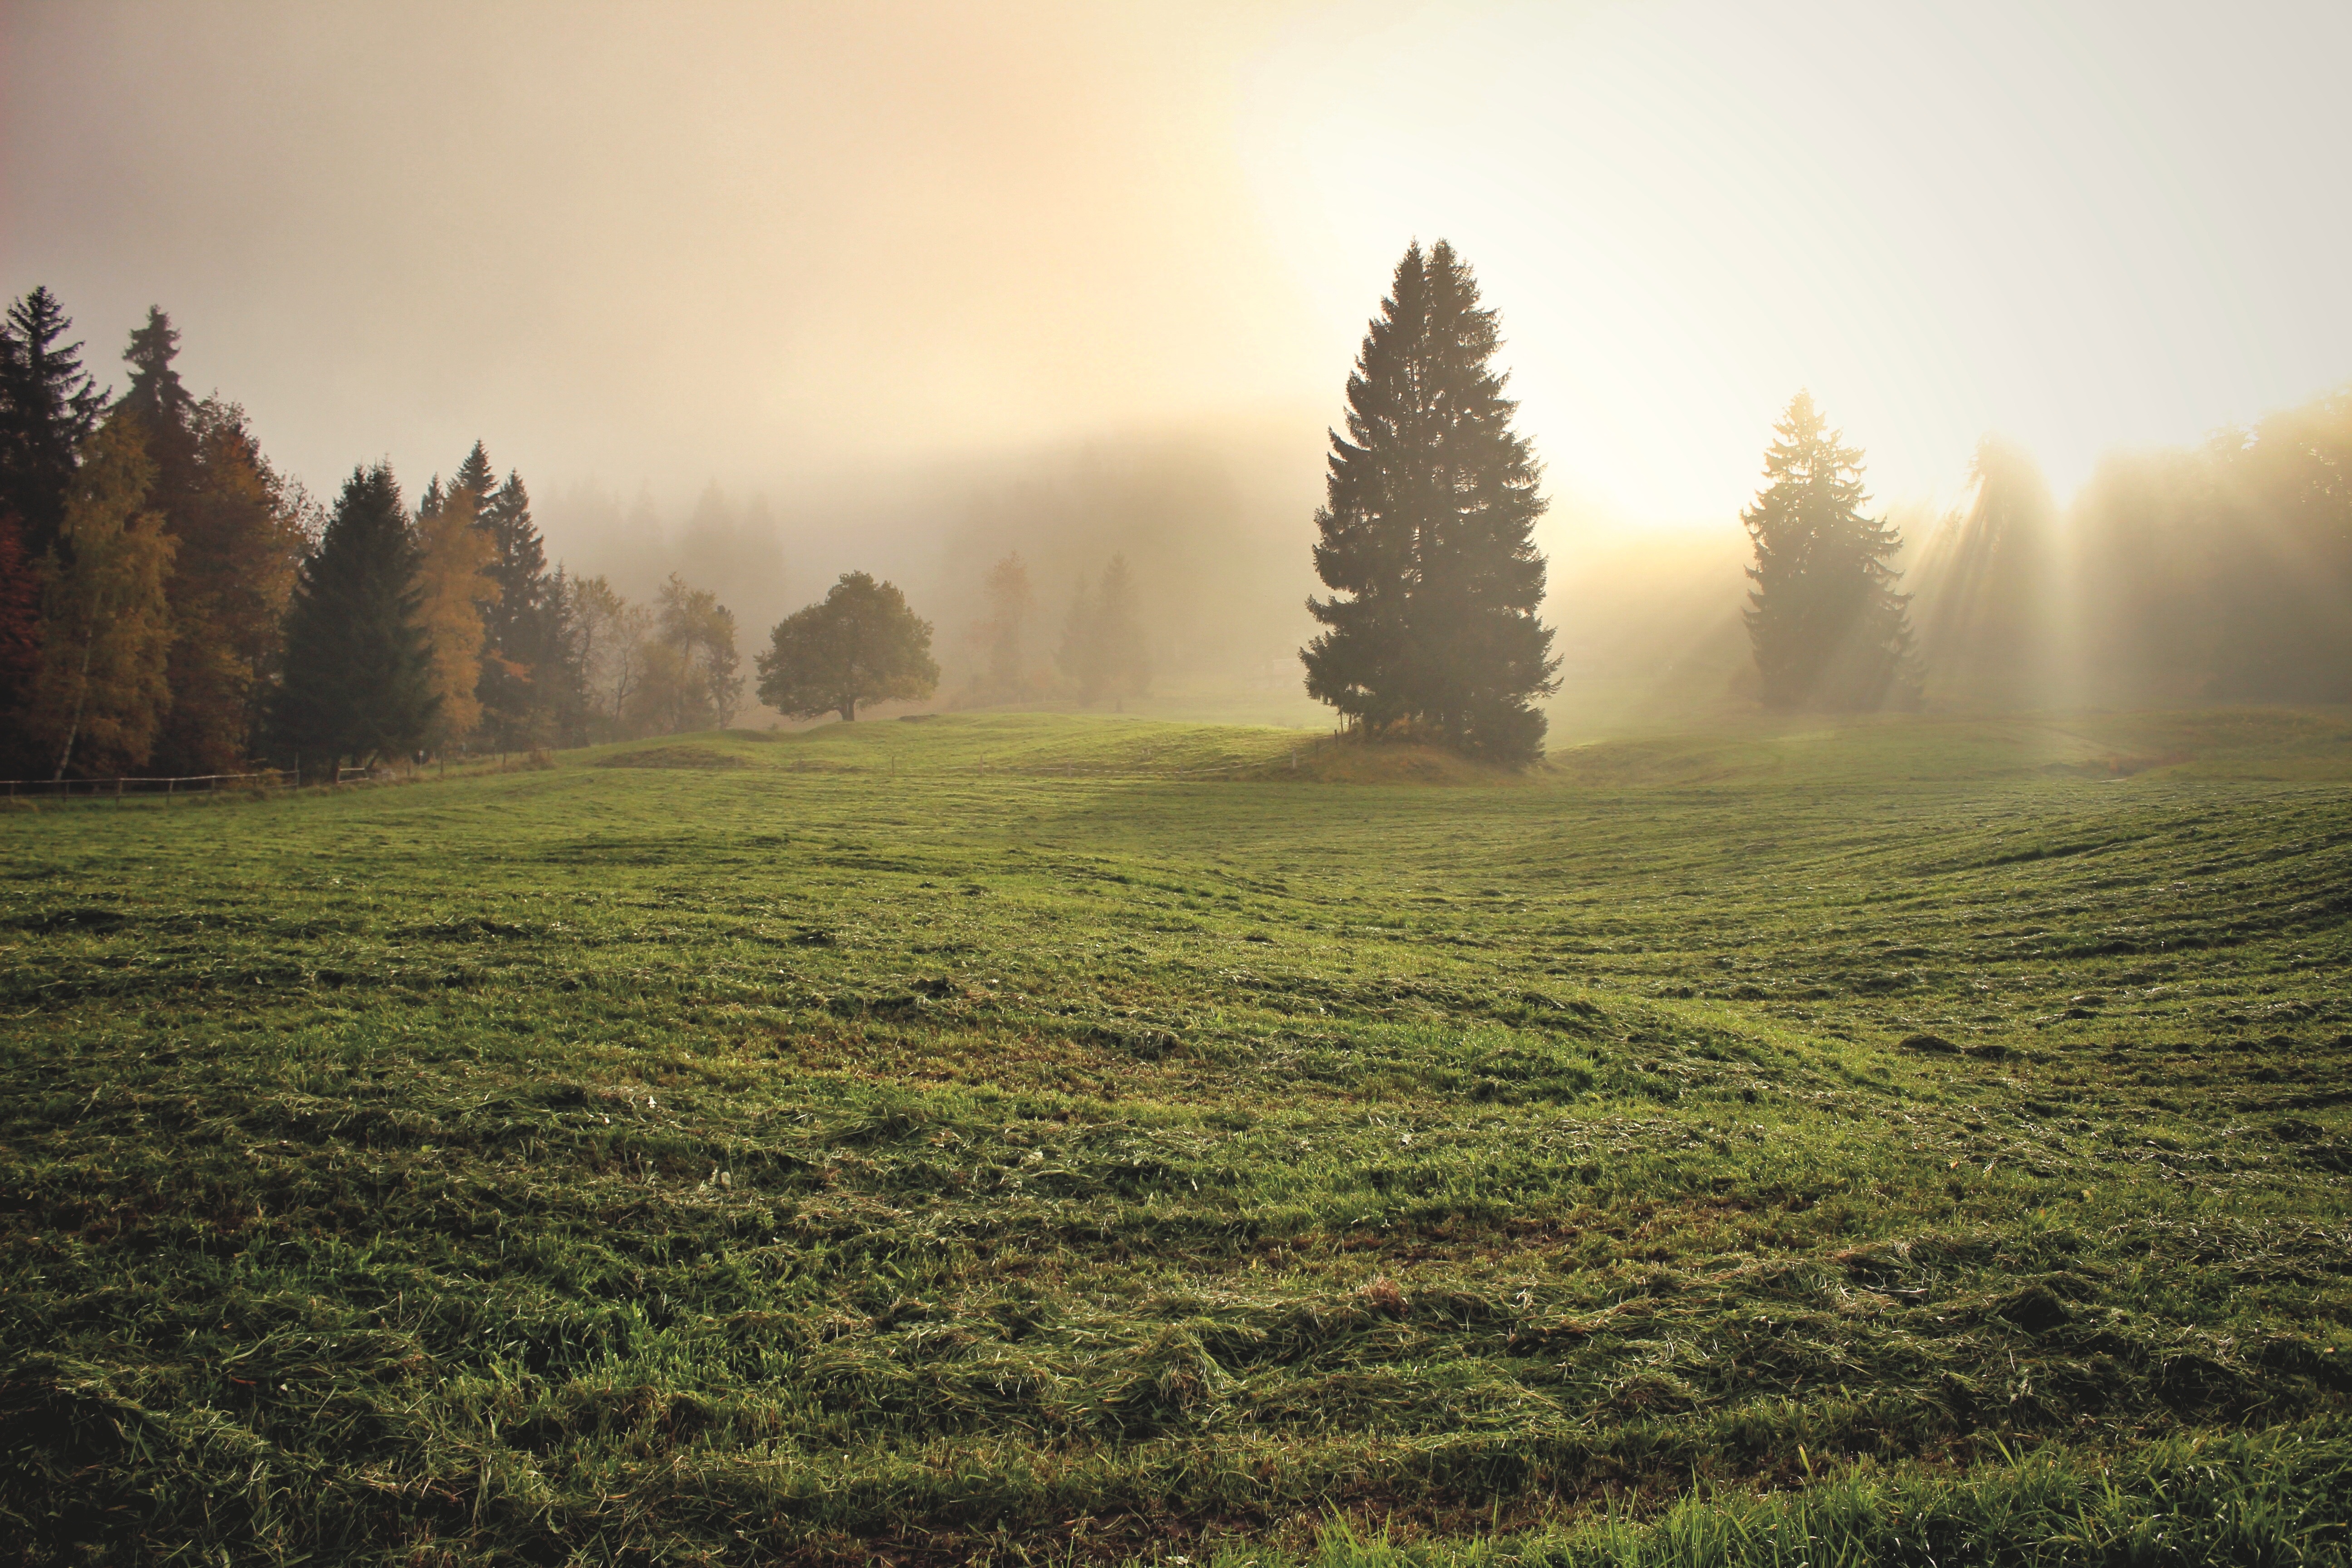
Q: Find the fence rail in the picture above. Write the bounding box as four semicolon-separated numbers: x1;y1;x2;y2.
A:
0;767;377;799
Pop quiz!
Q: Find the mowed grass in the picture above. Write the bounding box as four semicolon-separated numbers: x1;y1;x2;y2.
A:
2;709;2349;1565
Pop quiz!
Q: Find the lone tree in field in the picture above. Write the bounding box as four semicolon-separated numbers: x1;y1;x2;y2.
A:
756;571;938;721
1302;240;1557;764
1741;392;1917;710
270;464;437;773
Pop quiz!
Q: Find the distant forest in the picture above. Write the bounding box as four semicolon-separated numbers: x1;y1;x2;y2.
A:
2;276;2347;780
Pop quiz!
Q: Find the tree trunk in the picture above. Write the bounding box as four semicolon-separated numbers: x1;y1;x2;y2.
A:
839;697;857;721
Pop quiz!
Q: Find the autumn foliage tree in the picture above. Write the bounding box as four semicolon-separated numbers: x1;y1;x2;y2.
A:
412;472;499;749
105;307;309;772
20;418;176;778
757;572;937;721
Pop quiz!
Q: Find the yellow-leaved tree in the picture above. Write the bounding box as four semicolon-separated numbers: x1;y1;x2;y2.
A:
22;417;177;778
412;476;498;749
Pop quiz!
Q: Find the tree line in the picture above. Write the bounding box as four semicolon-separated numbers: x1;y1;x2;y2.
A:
0;288;955;780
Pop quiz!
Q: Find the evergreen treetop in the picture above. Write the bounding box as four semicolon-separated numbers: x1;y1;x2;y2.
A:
1740;391;1917;710
118;307;195;431
270;463;437;767
0;287;108;560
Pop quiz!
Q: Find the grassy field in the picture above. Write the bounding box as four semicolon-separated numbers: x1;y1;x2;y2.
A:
3;708;2349;1565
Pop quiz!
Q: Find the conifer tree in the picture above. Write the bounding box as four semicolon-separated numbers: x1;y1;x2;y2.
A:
1302;240;1557;764
977;552;1035;697
0;287;108;562
757;572;937;721
1055;574;1098;702
114;308;199;503
1740;392;1917;710
20;419;176;779
111;310;305;771
477;470;563;749
0;288;109;769
270;464;436;771
0;512;39;769
1052;557;1152;709
1092;555;1149;709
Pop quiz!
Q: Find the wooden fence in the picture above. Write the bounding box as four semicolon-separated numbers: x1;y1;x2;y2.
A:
0;767;372;801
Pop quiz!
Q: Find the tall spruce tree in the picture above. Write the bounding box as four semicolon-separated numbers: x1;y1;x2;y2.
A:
113;309;306;771
477;470;562;749
1301;240;1556;764
0;287;108;562
1740;392;1917;710
270;464;436;772
0;287;106;768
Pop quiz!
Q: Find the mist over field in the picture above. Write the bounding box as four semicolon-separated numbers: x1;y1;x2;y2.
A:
10;0;2352;739
6;5;2352;1566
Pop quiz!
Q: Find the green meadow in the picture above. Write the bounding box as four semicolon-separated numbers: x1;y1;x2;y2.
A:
4;709;2350;1565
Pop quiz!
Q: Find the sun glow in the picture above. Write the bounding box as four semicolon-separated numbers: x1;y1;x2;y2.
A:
1237;1;2352;527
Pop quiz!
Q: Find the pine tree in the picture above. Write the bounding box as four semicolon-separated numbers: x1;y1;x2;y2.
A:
0;287;108;562
114;308;199;505
20;419;176;779
270;464;436;771
1302;240;1557;764
976;552;1035;698
1055;574;1098;702
757;572;938;721
1740;392;1917;710
476;470;561;750
1092;555;1149;709
0;511;39;770
110;310;306;771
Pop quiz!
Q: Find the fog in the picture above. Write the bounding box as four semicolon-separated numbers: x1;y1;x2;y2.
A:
8;0;2352;729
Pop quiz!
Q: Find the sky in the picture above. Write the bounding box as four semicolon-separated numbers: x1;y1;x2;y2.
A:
6;0;2350;533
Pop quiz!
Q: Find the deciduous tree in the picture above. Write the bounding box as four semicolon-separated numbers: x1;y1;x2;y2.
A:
413;473;499;747
757;572;937;721
148;400;307;772
634;574;742;733
20;419;175;778
1301;240;1557;764
566;574;652;740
